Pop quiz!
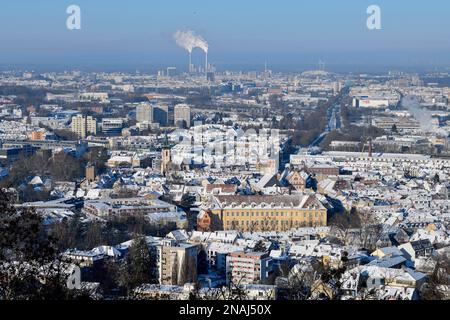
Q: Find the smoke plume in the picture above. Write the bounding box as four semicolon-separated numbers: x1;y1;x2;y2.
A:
402;96;432;132
173;30;209;53
401;95;447;136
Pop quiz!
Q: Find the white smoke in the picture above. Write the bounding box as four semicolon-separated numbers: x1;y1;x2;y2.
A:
401;95;448;137
402;95;432;132
173;30;208;54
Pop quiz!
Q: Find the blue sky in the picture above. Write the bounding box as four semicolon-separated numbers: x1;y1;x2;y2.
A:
0;0;449;71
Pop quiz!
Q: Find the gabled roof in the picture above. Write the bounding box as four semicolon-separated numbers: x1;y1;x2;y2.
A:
255;173;282;189
167;229;189;242
367;255;406;268
286;170;309;182
29;176;44;185
372;246;403;257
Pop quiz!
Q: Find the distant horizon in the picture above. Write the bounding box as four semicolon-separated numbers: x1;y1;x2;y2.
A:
0;61;448;75
1;50;450;75
1;1;449;74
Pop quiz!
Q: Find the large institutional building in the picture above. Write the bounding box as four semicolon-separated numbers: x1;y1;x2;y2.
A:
205;194;327;232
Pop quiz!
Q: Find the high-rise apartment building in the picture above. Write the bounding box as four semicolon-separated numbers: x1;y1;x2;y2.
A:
153;104;169;126
71;115;97;139
174;104;191;128
158;239;198;286
136;103;153;124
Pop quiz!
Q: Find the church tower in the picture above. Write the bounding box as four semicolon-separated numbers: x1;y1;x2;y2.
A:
161;134;171;175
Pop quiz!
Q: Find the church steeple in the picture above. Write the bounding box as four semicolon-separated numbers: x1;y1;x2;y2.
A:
162;132;170;149
161;133;171;175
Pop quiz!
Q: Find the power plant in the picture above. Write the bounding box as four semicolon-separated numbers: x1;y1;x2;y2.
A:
173;30;210;74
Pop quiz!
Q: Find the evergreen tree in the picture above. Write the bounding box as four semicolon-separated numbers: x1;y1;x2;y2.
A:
0;189;69;299
121;237;157;293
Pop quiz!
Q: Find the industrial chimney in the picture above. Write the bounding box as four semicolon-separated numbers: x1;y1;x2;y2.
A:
189;51;192;73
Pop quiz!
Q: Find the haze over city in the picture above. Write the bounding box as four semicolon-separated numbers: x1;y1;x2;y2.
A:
0;0;449;72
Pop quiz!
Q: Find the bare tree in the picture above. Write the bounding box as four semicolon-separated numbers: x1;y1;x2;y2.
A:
329;214;354;246
419;253;450;300
357;210;384;251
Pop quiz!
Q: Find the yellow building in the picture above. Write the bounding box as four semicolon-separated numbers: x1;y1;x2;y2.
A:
207;194;327;232
71;114;97;139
